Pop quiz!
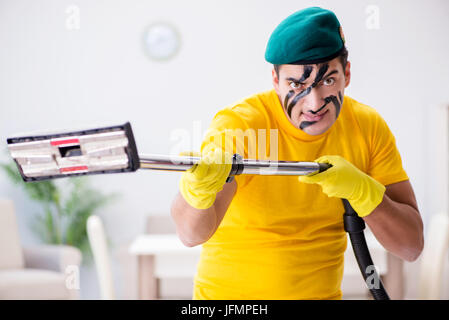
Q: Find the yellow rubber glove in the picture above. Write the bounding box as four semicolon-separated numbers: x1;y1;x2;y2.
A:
298;155;386;217
179;146;233;210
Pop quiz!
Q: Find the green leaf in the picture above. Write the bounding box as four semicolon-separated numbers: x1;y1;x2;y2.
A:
1;159;118;264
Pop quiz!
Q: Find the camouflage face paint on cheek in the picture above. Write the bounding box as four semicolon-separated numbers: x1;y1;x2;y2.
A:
283;90;294;112
334;91;343;117
298;91;342;130
285;64;329;118
282;64;336;131
287;86;311;117
309;96;333;115
283;66;313;116
308;93;342;117
299;96;333;130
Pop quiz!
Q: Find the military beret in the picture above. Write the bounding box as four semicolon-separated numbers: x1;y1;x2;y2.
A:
265;7;345;65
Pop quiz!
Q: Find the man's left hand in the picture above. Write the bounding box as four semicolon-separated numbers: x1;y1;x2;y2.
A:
298;155;386;217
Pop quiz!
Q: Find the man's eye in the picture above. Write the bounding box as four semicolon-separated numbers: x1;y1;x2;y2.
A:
289;82;302;89
323;78;335;86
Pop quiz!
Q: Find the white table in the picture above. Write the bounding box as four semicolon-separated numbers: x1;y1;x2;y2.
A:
129;232;402;299
129;234;201;299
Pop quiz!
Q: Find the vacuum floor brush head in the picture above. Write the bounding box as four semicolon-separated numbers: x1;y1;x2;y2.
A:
7;122;140;182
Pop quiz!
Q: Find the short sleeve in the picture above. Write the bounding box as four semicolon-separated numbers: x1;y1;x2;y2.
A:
367;115;409;186
200;103;270;190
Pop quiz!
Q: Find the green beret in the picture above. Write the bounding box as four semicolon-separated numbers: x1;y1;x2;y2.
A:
265;7;345;65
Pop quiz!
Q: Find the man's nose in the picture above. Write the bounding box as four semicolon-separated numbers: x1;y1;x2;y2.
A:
303;88;323;114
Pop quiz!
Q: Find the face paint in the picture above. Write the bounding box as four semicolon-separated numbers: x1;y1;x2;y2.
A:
299;65;313;83
311;64;329;88
331;92;342;117
284;64;329;118
298;96;332;129
298;92;343;129
287;86;311;117
282;64;344;132
283;66;313;117
283;90;295;113
299;121;316;130
309;96;334;115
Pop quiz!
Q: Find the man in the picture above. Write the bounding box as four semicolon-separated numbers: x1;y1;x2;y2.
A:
171;7;424;300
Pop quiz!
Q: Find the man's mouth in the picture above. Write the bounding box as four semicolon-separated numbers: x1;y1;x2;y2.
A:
301;109;329;122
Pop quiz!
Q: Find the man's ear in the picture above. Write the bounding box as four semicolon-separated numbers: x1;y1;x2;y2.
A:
272;68;280;94
344;61;351;88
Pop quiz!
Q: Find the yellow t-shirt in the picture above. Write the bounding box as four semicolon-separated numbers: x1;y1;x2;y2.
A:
193;89;409;300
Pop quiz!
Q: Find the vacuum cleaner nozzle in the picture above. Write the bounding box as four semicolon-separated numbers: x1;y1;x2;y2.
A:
6;122;140;182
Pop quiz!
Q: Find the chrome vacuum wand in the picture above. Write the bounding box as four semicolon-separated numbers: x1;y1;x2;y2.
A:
139;153;330;177
6;122;389;300
6;122;330;182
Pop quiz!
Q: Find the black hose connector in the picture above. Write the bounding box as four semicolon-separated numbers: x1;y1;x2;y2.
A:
226;154;244;183
318;163;332;172
342;199;390;300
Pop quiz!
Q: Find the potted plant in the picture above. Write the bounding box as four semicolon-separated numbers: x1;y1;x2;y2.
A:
0;161;117;264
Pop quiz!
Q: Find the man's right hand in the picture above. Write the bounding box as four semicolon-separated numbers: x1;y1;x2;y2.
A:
179;146;233;210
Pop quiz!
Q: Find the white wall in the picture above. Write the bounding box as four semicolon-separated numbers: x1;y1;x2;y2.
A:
1;0;448;299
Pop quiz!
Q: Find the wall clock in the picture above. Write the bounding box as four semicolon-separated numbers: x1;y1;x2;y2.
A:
143;22;181;61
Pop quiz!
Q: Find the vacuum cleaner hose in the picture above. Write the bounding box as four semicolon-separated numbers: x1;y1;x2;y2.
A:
342;199;390;300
